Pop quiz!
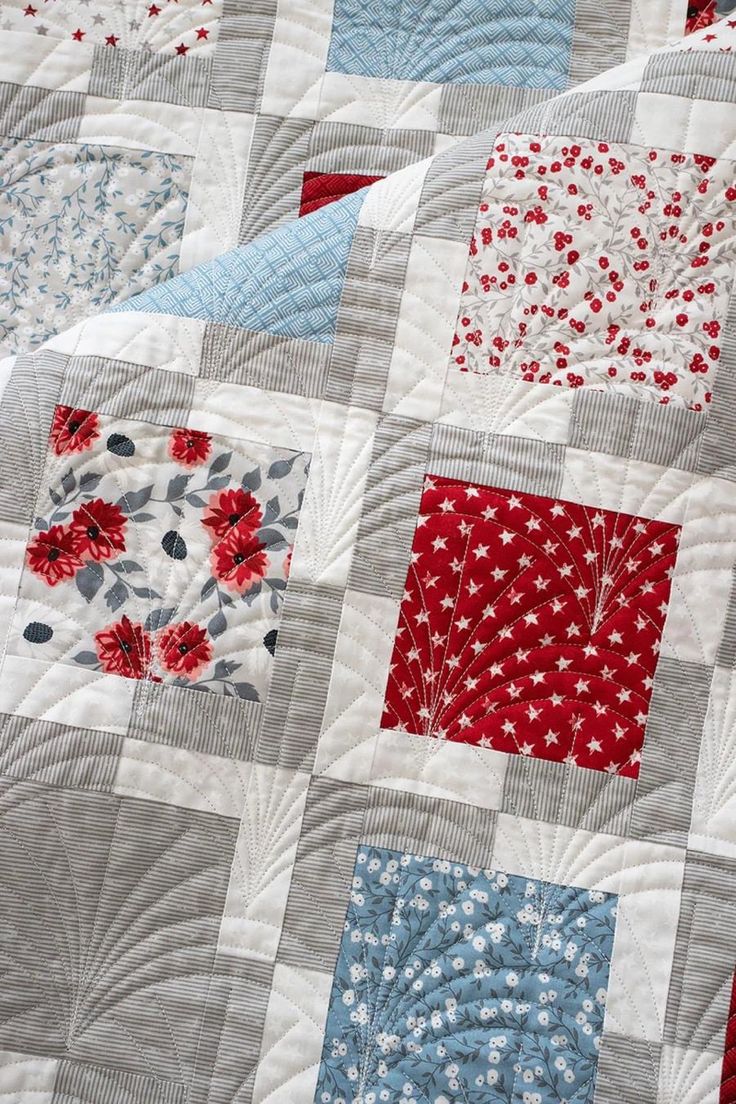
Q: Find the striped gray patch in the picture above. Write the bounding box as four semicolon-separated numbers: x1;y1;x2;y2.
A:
717;569;736;668
0;83;84;142
696;289;736;479
128;679;261;762
0;713;121;792
208;0;278;113
641;48;736;101
502;756;635;837
189;953;274;1104
0;779;237;1079
238;115;314;243
414;128;489;243
52;1062;186;1104
276;776;369;972
307;120;435;176
629;656;713;847
348;415;432;600
568;0;631;87
594;1033;661;1104
665;849;736;1053
438;84;552;139
429;422;565;498
61;356;194;426
0;349;66;525
88;46;211;107
326;226;412;411
569;390;705;471
363;786;497;868
200;322;330;397
510;89;637;144
258;580;344;772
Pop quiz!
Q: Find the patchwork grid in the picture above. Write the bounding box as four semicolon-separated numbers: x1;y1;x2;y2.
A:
0;21;735;1104
0;0;694;357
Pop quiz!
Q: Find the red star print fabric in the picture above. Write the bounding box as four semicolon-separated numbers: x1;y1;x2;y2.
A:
382;476;681;778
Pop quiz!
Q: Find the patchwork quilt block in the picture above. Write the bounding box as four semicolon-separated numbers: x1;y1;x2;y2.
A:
0;0;704;356
316;845;617;1104
0;9;735;1104
452;134;736;411
13;404;307;699
382;475;679;778
325;0;577;88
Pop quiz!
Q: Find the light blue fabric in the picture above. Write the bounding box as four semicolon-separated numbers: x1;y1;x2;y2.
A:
326;0;576;89
112;188;366;343
316;845;617;1103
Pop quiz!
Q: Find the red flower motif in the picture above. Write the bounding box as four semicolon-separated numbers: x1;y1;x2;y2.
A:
69;498;127;562
169;427;212;467
26;525;83;586
211;525;269;594
157;621;213;680
94;616;152;680
49;406;100;456
202;487;262;541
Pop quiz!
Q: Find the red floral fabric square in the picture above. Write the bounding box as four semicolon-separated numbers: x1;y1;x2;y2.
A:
12;406;309;701
382;476;681;778
452;134;736;411
299;171;383;217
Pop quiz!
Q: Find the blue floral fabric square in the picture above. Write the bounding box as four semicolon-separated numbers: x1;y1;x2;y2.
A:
325;0;576;88
316;846;617;1104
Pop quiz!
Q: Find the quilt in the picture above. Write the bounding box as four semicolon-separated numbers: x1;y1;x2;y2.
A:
0;0;726;358
1;3;736;1104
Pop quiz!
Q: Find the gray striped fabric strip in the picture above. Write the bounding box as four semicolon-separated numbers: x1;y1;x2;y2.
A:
0;83;84;142
641;48;736;102
0;350;66;525
348;415;432;599
88;46;211;107
0;713;121;792
429;421;565;498
629;656;712;847
259;581;344;771
238;115;313;244
307;120;435;175
200;322;331;398
363;785;497;869
61;356;195;426
129;679;262;762
52;1061;186;1104
569;389;705;471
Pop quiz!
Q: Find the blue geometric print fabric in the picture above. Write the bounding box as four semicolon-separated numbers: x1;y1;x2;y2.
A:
113;187;367;343
326;0;576;88
316;846;617;1104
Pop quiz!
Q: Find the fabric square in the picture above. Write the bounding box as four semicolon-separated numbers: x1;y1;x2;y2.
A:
0;138;190;355
325;0;576;89
0;0;222;54
315;844;617;1103
11;405;309;702
452;134;736;411
299;171;383;217
0;779;237;1081
382;475;681;778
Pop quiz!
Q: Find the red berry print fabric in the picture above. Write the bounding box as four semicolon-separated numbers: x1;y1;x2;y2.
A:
382;476;681;778
452;134;736;411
